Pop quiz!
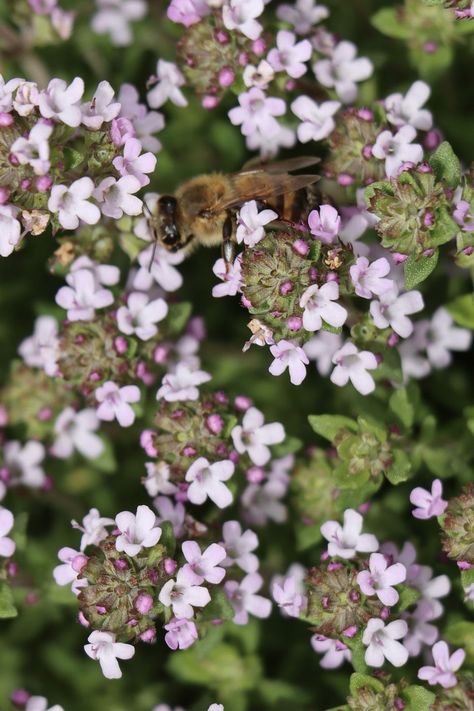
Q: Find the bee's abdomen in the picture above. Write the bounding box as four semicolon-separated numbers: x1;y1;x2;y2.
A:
267;187;319;224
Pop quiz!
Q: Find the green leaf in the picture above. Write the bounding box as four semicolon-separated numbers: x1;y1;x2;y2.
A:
402;685;436;711
396;584;421;612
389;388;415;429
446;293;474;329
0;582;18;619
308;414;357;442
374;347;403;384
349;672;384;696
428;209;458;248
430;141;462;188
166;302;193;335
461;566;474;588
199;587;234;623
272;435;302;457
404;250;439;289
347;636;369;674
295;520;323;551
91;436;116;473
385;449;412;485
371;8;410;38
158;520;176;557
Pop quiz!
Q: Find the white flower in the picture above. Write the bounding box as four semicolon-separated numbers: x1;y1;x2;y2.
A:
221;520;259;573
370;287;424;339
159;567;211;618
185;457;234;508
300;281;347;332
81;80;121;129
25;696;64;711
0;75;24;112
147;60;187;108
51;408;104;459
320;508;379;559
276;0;329;35
330;342;378;395
95;381;141;428
72;508;114;551
243;60;275;89
156;364;211;402
0;507;16;558
291;96;340;142
222;0;264;40
48;177;101;230
303;331;343;376
236;200;278;247
425;307;472;368
115;504;162;556
372;126;424;178
4;440;46;488
91;0;147;46
94;175;142;219
10;120;53;175
385;81;433;131
231;407;285;466
313;40;373;103
268;339;309;385
38;77;84;127
142;461;177;497
363;618;409;668
212;256;242;298
13;81;40;116
84;630;135;679
117;292;168;340
55;268;114;321
0;204;22;257
18;315;59;376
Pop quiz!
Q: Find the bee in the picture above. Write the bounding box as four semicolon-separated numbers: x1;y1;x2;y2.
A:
146;157;321;267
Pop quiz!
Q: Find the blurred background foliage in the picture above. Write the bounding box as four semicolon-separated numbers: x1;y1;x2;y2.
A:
0;1;473;709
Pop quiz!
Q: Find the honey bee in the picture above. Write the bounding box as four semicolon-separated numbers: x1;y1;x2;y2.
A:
146;157;321;267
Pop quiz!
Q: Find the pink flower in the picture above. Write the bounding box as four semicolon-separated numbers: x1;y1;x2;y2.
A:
370;287;424;338
269;340;309;385
117;292;168;341
167;0;210;27
212;256;242;298
4;440;46;488
453;200;474;233
321;509;379;559
181;541;226;584
314;41;373;103
403;599;440;657
147;60;187;109
0;204;22;257
228;88;285;137
425;308;472;368
81;80;121;129
10;120;52;175
48;177;100;230
304;331;343;376
84;630;135;679
357;553;407;606
18;315;59;376
222;0;264;40
311;635;351;669
143;461;177;497
91;0;147;46
363;618;409;667
159;567;211;618
164;617;198;650
13;81;40;116
267;31;312;79
276;0;329;34
372;126;424;177
385;81;433;131
291;96;340;142
135;245;184;293
246;121;296;158
418;641;465;688
350;257;394;299
115;504;162;556
300;282;347;332
231;407;285;466
154;496;185;537
185;457;234;509
221;520;259;573
94;176;142;219
55;268;114;321
225;572;272;624
236;200;278;247
69;255;120;286
53;547;87;591
410;479;448;520
113;138;156;187
330;342;378;395
38;77;84;127
0;507;15;557
243;60;275;89
71;508;114;550
307;205;340;243
51;7;75;40
241;476;288;526
272;574;307;617
156;364;211;402
51;407;104;459
95;381;141;428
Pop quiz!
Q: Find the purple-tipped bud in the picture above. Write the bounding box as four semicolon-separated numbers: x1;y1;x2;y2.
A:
183;445;197;457
387;333;399;347
140;627;157;643
202;95;220;110
72;554;88;573
96;605;107;614
392;252;408;264
164;558;178;575
37;407;53;421
338;173;354;187
343;624;358;638
246;466;265;483
0;187;10;204
287;316;302;331
11;689;30;706
78;610;90;627
293;239;310;256
218;67;235;88
114;559;128;571
362;144;373;160
235;394;252;411
135;593;154;614
215;29;230;44
35;175;53;192
252;37;266;55
0;112;14;127
114;335;128;354
206;414;224;435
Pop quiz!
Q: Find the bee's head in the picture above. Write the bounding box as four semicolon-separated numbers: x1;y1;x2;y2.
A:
156;195;182;251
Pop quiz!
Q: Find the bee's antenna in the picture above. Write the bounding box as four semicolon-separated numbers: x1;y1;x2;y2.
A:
142;201;158;272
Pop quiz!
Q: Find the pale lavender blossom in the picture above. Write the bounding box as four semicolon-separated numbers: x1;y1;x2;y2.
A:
81;80;121;129
350;257;394;299
115;504;162;556
243;60;275;89
10;121;52;176
291;96;340;142
0;75;23;112
311;635;352;669
241;473;288;526
300;282;348;332
48;177;101;230
228;88;285;137
72;508;114;550
18;315;59;376
55;268;114;321
164;617;198;650
94;175;142;219
276;0;329;34
357;552;406;606
212;256;242;298
267;31;312;78
464;584;474;602
69;255;120;286
0;508;15;557
269;340;309;385
225;572;272;624
167;0;210;26
313;41;373;103
28;0;56;15
303;331;343;376
84;631;135;679
51;407;104;459
53;547;87;591
221;520;259;573
51;7;75;39
13;81;39;116
418;641;465;689
25;696;64;711
4;440;46;488
403;599;440;657
321;508;378;559
307;205;340;242
231;407;285;466
117;292;168;341
156;364;211;402
222;0;264;40
159;567;211;618
246;120;296;158
181;541;226;584
91;0;147;46
135;244;184;293
410;479;448;520
363;618;409;667
272;573;307;617
370;287;424;338
0;205;22;257
385;81;433;131
113;138;156;187
236;200;278;247
185;457;234;509
38;77;84;127
95;381;140;428
330;342;378;395
147;60;187;108
453;200;474;233
117;84;164;152
143;461;177;497
372;126;424;177
425;308;472;368
154;496;185;537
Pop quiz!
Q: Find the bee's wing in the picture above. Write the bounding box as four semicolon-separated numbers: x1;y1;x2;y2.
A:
211;172;320;213
239;156;321;174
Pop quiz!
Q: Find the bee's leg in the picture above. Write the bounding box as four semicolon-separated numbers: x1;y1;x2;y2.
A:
222;210;236;273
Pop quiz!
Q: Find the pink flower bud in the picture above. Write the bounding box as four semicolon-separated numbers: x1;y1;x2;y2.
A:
78;611;90;627
463;246;474;256
348;589;360;603
206;414;224;435
418;161;433;173
114;559;128;571
326;272;339;282
140;429;158;457
327;562;343;571
285;80;297;91
71;554;88;573
246;466;265;483
0;187;10;204
0;112;14;127
135;592;154;614
164;558;178;575
357;108;373;121
26;592;39;605
293;239;310;256
153;344;169;363
343;625;358;638
457;561;472;570
381;606;390;619
280;280;294;295
287;316;302;331
89;370;102;382
183;445;197;457
392;252;408;264
202;95;220;110
140;627;157;643
218;67;235;88
338;173;354;187
358;502;371;514
215;29;230;44
234;395;252;411
229;450;239;464
252;37;266;55
114;335;128;354
35;175;53;192
215;390;229;404
362;144;373;160
11;689;30;705
423;41;437;54
96;605;107;614
6;561;17;577
37;407;53;421
20;179;31;190
387;333;399;347
238;51;249;66
422;248;434;257
394;699;405;710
